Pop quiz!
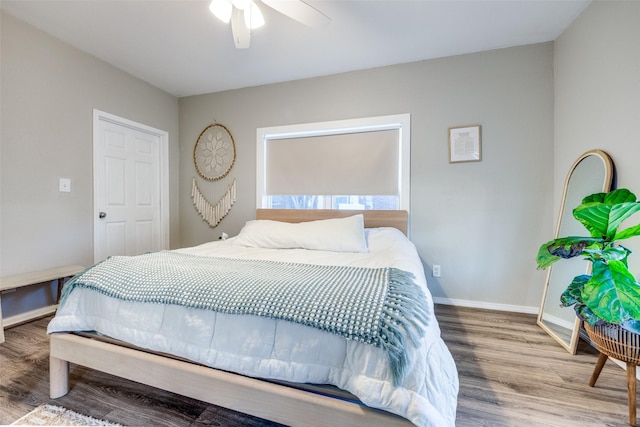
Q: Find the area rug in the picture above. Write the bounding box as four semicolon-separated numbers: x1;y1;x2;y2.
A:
11;404;122;426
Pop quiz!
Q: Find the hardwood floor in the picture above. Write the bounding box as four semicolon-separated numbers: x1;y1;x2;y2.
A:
0;316;283;427
0;305;635;426
436;304;633;427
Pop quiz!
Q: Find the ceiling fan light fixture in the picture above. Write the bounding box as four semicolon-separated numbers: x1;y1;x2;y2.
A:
244;1;265;30
231;0;251;11
231;7;251;48
209;0;232;23
216;0;330;49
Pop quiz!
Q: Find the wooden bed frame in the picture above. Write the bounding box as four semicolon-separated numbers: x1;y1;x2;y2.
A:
256;209;408;236
50;210;412;427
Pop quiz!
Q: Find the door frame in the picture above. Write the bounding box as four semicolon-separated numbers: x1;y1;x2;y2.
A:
93;109;170;262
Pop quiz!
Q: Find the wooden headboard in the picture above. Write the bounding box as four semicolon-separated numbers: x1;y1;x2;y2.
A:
256;209;408;236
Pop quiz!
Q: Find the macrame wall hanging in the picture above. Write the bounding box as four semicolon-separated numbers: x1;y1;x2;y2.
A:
191;123;237;227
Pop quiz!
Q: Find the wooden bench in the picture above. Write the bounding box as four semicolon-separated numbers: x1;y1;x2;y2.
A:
0;265;84;344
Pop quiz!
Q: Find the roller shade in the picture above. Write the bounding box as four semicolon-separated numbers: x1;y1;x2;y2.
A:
264;129;400;196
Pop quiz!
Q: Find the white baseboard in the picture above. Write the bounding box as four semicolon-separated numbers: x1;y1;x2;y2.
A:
433;297;539;315
539;312;575;330
3;304;58;328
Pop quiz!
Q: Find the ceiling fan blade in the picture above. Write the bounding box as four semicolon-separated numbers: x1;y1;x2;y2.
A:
231;8;251;48
261;0;331;28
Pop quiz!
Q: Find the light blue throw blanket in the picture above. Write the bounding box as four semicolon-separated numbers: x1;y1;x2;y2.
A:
60;251;430;384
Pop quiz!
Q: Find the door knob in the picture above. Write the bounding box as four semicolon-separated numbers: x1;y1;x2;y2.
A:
99;212;107;219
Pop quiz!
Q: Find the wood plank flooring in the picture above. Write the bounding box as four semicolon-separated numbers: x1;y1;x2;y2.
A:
0;305;635;426
436;304;633;426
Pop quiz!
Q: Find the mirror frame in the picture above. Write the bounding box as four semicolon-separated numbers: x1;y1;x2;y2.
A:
537;149;614;354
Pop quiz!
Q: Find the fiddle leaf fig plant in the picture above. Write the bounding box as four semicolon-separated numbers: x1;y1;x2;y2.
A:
537;188;640;333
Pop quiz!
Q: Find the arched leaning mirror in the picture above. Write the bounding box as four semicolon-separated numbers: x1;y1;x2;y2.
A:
537;149;614;354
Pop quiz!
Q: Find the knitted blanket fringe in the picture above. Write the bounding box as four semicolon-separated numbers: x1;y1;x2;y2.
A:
59;251;430;384
383;268;430;381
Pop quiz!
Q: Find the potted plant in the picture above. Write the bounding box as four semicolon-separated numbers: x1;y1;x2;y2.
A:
537;188;640;426
537;188;640;333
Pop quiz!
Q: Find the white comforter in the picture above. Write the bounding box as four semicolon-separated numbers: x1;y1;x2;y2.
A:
48;228;458;426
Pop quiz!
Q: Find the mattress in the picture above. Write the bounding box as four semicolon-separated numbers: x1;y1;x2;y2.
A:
48;227;458;426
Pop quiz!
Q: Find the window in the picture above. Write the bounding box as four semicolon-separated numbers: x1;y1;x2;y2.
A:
256;114;410;211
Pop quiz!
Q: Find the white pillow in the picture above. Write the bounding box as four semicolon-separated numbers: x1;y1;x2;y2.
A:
233;214;368;253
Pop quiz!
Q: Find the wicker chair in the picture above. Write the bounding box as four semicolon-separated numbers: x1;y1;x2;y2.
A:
585;322;640;426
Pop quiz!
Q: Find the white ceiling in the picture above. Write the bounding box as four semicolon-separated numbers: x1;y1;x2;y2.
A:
1;0;590;97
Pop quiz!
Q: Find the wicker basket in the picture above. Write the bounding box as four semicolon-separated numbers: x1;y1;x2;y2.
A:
584;322;640;365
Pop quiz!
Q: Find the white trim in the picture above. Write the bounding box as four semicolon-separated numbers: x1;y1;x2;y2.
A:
432;296;539;315
256;114;411;211
92;109;170;262
539;312;575;330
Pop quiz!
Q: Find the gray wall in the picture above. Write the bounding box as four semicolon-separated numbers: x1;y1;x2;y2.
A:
554;2;640;273
0;13;180;316
179;43;555;312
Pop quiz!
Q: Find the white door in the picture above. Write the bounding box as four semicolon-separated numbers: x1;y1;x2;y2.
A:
93;110;169;262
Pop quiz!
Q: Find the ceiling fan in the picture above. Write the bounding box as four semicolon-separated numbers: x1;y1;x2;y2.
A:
209;0;331;48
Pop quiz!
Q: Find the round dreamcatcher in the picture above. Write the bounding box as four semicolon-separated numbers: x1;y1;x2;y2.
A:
192;123;237;228
193;123;236;181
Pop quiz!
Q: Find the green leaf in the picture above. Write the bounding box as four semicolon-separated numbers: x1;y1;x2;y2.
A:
589;246;632;263
583;260;640;324
560;274;590;307
605;188;637;205
574;303;603;326
536;242;560;269
615;223;640;241
607;203;640;239
581;192;608;204
573;189;640;240
572;202;611;238
561;275;603;325
536;237;603;269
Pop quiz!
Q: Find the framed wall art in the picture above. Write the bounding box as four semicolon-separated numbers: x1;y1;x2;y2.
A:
448;125;481;163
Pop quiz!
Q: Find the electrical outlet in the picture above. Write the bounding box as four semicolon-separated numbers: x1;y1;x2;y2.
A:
59;178;71;192
432;265;441;277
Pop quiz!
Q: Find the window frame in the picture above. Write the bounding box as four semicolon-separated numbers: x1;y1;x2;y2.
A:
256;113;411;211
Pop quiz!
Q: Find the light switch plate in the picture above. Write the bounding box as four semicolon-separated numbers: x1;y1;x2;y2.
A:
59;178;71;192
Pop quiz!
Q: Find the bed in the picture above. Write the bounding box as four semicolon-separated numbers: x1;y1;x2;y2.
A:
48;209;458;427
